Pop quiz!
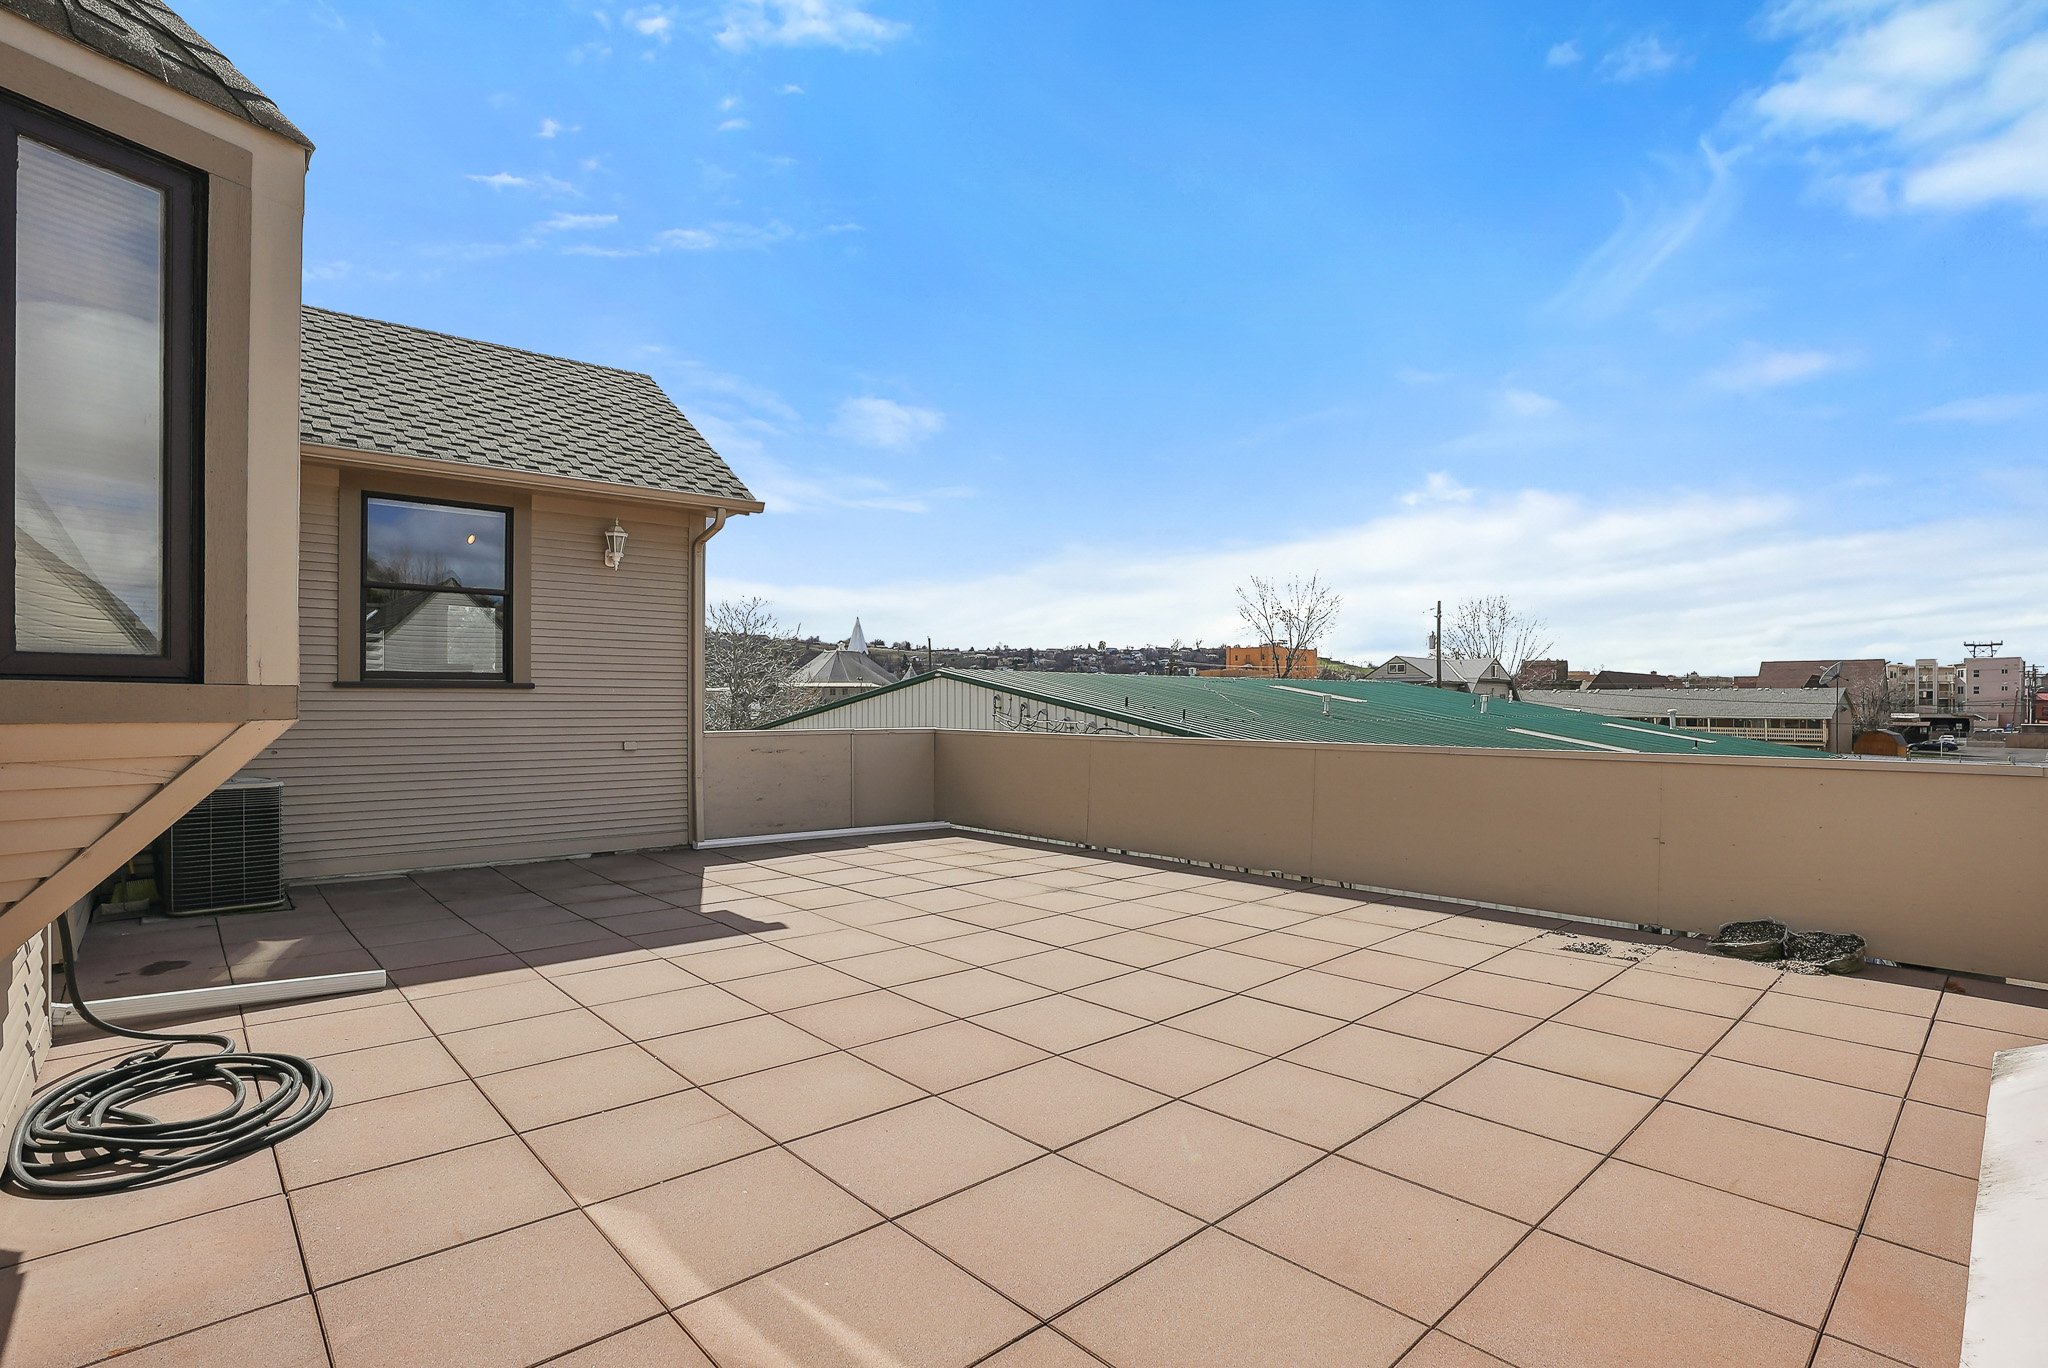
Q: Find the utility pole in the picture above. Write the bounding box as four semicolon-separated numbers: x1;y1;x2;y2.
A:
1434;600;1444;689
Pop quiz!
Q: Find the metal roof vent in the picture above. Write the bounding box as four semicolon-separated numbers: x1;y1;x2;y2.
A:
164;777;288;916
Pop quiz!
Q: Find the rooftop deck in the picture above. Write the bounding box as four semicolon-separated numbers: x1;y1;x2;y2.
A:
7;831;2040;1368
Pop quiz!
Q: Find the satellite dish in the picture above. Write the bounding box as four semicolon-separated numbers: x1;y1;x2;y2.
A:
1816;662;1844;686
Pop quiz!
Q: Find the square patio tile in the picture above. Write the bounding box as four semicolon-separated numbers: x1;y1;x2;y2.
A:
721;962;875;1012
0;1198;308;1368
1056;1228;1425;1368
1749;991;1930;1053
1171;995;1342;1054
1430;1058;1656;1151
678;1224;1035;1368
1616;1102;1881;1227
298;1035;466;1108
543;1318;712;1367
974;994;1148;1053
998;947;1131;991
524;1089;772;1203
1157;947;1296;991
1228;929;1353;968
1341;1101;1603;1224
1552;992;1730;1052
1284;1023;1484;1097
640;1014;833;1084
946;1056;1169;1148
901;1154;1201;1316
780;988;952;1046
1466;946;1617;992
1069;969;1230;1020
705;1050;924;1140
1710;1022;1918;1096
676;940;811;982
87;1298;330;1368
590;983;759;1040
1071;1024;1266;1096
1668;1057;1902;1153
290;1136;573;1286
1862;1158;1976;1264
853;1019;1048;1092
1364;992;1539;1054
1498;1020;1698;1096
1825;1236;1968;1368
276;1080;509;1187
1066;1099;1321;1220
981;1330;1104;1368
1248;968;1406;1020
587;1148;880;1306
789;1096;1043;1215
473;1042;690;1131
1226;1157;1527;1321
1396;1331;1518;1367
1189;1058;1408;1148
552;958;703;1006
1596;968;1762;1018
834;944;976;988
1907;1057;1992;1115
1888;1099;1985;1177
1544;1160;1855;1327
244;1001;430;1058
1424;968;1583;1018
1443;1231;1815;1368
318;1213;662;1368
409;977;580;1034
0;1143;279;1269
1372;929;1504;968
933;927;1053;965
438;1008;630;1076
1086;928;1205;968
896;967;1052;1014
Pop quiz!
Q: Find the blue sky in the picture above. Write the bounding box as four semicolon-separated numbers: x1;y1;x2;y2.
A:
201;0;2048;671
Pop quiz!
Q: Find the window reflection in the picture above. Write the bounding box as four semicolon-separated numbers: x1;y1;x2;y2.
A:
362;496;511;677
13;137;166;655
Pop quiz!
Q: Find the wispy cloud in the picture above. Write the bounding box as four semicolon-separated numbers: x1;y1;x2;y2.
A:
1401;472;1475;506
561;219;801;258
780;83;806;94
537;117;575;139
715;0;907;52
1904;391;2046;423
1601;34;1681;82
832;396;945;449
466;171;577;195
1546;40;1582;68
1550;140;1736;319
1753;0;2048;213
717;118;751;132
1704;345;1855;392
1498;387;1563;418
538;212;618;232
623;5;675;42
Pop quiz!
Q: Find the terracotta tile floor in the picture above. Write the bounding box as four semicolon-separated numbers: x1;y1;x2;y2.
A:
9;831;2043;1368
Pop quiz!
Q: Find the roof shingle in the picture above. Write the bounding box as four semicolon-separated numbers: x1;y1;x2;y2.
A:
299;307;757;506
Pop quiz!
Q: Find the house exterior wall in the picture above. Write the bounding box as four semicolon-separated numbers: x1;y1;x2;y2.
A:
1219;645;1319;678
1;928;49;1140
242;458;698;879
0;16;305;968
767;674;1175;737
1965;657;2027;728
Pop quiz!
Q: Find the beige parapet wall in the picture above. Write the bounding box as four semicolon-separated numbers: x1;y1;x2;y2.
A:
709;729;2048;983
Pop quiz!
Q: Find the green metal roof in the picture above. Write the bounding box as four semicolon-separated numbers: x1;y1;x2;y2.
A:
761;669;1821;757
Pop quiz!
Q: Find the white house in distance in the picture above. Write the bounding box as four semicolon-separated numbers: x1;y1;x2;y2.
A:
1364;654;1514;698
786;618;897;704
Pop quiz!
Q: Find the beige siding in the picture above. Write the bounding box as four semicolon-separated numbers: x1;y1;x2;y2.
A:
771;675;1174;736
1;929;49;1131
246;470;695;880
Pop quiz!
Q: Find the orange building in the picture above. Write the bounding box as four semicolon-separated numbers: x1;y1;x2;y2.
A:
1204;644;1320;679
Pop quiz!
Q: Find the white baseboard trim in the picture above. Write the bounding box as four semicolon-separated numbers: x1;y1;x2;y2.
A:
52;969;390;1033
697;821;953;850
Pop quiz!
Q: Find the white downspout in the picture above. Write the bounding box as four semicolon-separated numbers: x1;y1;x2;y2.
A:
688;509;730;846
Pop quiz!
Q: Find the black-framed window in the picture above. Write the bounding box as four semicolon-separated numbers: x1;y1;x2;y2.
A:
1;92;205;679
361;493;512;680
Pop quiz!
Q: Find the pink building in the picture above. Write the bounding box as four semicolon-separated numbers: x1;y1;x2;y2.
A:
1964;656;2028;727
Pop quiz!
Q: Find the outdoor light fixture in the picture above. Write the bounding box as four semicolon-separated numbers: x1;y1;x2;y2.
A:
603;520;628;570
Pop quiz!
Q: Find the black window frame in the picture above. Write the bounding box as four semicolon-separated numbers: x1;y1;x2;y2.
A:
0;90;206;680
359;490;515;683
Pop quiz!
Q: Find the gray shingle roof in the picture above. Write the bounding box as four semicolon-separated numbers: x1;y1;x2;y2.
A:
300;307;758;506
3;0;312;149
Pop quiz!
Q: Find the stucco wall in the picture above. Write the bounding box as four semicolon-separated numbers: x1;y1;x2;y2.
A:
710;728;2048;982
702;730;937;839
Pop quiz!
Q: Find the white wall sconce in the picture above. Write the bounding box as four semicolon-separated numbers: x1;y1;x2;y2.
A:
603;520;628;570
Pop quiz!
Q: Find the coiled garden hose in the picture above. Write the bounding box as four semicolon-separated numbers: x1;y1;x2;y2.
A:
5;916;334;1196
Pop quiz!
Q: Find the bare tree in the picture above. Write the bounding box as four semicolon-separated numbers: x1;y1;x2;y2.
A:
1443;594;1553;699
1234;573;1342;680
704;596;805;729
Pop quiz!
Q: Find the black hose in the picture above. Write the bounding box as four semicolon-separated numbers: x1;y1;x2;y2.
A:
5;916;334;1196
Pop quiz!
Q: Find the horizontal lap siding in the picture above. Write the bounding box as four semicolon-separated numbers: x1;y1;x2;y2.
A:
246;478;692;879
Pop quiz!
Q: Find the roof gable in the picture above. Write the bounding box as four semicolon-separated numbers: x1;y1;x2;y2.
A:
3;0;312;148
299;308;756;505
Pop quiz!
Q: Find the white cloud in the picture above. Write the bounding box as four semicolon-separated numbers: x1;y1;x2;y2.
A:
1754;0;2048;212
718;117;751;132
624;5;675;41
1401;472;1476;506
1499;387;1563;418
1905;391;2046;422
832;396;945;449
466;171;577;195
1550;140;1736;319
715;0;907;51
781;83;806;94
1704;346;1854;391
1546;40;1582;68
1601;34;1681;82
715;477;2048;670
537;212;618;232
537;117;576;138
